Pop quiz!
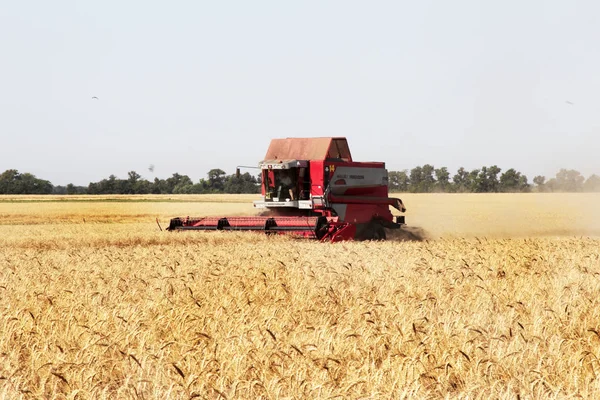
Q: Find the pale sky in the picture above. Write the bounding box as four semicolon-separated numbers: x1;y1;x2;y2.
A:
1;1;599;185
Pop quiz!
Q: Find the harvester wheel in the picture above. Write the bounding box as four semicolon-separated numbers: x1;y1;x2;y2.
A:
357;221;387;241
372;225;386;241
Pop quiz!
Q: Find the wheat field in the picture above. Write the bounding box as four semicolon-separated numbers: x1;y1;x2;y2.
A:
1;194;600;399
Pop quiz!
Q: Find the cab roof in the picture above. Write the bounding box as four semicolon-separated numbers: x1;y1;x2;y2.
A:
262;137;353;162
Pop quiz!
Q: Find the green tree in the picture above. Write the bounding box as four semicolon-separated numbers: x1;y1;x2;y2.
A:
470;166;502;193
66;183;77;195
533;175;546;192
518;175;530;192
468;169;481;192
165;173;192;193
224;173;260;194
409;166;423;193
0;170;20;193
172;176;194;193
584;174;600;192
0;169;53;194
499;169;530;192
485;165;502;193
173;183;195;194
452;167;470;192
151;177;164;194
388;170;410;192
128;171;141;183
53;185;67;194
132;179;152;194
106;175;118;194
421;164;436;193
434;167;450;192
194;179;211;194
207;168;227;192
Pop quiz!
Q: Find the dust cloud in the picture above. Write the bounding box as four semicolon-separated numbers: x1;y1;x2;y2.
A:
398;193;600;239
387;226;429;242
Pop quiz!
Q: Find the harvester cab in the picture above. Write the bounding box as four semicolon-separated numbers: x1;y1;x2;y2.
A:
257;160;313;209
167;137;407;242
262;164;303;201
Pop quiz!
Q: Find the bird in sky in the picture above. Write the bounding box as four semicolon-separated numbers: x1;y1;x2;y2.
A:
565;100;574;105
92;96;99;100
149;164;155;173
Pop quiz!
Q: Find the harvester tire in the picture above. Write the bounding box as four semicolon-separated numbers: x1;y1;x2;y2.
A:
356;221;387;241
372;225;386;241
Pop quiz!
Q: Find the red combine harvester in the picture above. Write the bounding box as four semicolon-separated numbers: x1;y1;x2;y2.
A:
167;137;407;241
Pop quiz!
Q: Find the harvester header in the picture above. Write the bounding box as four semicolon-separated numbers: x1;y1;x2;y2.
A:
167;137;407;241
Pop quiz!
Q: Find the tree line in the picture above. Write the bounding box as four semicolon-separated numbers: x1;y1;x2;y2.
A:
85;169;259;195
0;169;260;195
388;165;600;193
1;166;600;195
